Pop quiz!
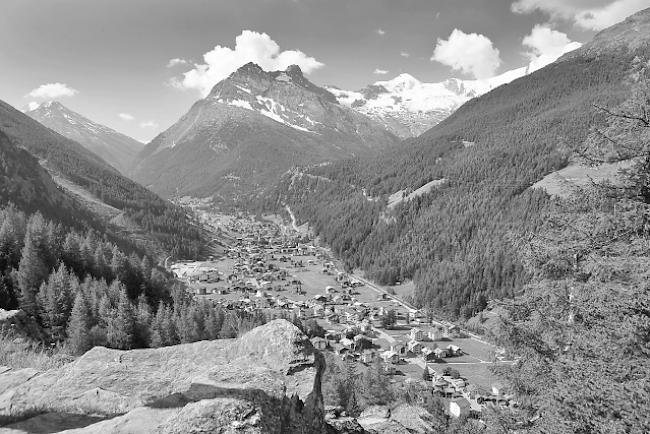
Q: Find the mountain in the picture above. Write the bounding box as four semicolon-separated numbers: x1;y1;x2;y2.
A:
0;98;203;259
26;101;143;174
267;7;650;318
133;63;398;198
328;67;528;138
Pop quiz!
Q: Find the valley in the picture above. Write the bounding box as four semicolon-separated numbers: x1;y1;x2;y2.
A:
173;200;516;403
1;3;650;433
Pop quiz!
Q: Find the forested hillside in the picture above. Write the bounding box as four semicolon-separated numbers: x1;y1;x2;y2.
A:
0;99;203;260
266;17;649;319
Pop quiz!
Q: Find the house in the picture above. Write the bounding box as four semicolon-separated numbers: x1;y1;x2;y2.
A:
446;344;463;356
391;342;406;355
449;378;466;391
407;340;423;355
381;350;399;364
421;347;436;361
449;398;472;418
410;328;424;341
340;337;354;349
428;327;445;341
361;350;375;364
382;363;397;375
434;348;448;359
311;337;328;351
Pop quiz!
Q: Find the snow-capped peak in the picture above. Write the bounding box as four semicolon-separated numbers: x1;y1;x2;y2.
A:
327;66;534;138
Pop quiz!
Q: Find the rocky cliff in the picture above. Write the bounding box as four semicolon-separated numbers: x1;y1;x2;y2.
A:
0;320;330;433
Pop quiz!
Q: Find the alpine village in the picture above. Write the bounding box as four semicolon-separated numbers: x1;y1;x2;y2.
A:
0;2;649;433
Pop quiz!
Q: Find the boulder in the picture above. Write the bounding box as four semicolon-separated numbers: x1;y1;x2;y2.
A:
358;404;440;434
0;319;328;433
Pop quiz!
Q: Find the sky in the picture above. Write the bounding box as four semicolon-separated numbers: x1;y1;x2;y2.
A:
1;0;649;142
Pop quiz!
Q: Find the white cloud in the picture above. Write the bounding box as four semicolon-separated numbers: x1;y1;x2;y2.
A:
26;82;78;99
118;113;135;121
400;51;410;58
376;28;386;35
373;68;389;75
172;30;324;96
167;58;189;68
431;29;502;79
511;0;649;30
139;120;158;128
27;101;40;111
523;25;582;72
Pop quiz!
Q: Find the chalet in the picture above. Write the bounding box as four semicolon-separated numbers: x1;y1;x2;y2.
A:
391;342;407;356
434;347;448;359
428;327;446;341
449;378;466;391
449;398;472;418
410;327;424;341
382;363;396;375
446;344;463;356
421;347;436;361
407;340;423;355
340;337;354;349
311;337;328;351
361;350;375;364
380;350;399;364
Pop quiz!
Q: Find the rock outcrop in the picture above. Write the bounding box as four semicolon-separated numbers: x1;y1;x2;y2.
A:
0;319;328;433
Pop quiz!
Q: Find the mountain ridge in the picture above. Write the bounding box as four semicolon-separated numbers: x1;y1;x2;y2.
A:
133;63;399;198
26;101;143;174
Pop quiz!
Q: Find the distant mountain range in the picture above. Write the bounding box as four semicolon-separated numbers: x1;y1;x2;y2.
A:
26;101;143;174
327;68;528;138
132;63;398;198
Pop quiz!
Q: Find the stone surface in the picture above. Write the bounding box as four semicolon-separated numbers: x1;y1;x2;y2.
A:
0;319;328;434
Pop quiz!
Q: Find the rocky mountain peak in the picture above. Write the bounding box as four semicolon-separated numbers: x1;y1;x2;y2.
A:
26;100;143;174
285;64;304;79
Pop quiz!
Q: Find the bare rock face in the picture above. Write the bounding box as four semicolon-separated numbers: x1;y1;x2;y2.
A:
0;319;329;433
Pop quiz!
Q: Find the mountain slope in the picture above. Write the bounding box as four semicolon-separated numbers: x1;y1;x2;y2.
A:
133;63;398;198
267;7;650;318
26;101;143;174
0;99;203;259
0;130;76;220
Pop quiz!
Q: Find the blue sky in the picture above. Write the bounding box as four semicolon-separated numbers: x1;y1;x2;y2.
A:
1;0;648;142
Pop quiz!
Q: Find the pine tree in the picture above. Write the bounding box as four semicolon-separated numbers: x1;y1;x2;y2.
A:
150;301;167;347
17;214;50;316
38;264;75;340
67;291;92;355
134;294;152;347
106;287;135;350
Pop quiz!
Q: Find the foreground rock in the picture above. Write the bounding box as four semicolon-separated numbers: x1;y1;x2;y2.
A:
0;319;328;433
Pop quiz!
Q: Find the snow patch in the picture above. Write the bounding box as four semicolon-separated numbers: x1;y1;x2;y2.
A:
229;99;253;110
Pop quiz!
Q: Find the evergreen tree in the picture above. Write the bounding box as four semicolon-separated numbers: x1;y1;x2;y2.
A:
37;264;75;340
134;294;152;347
67;291;92;355
106;287;135;350
17;214;50;316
